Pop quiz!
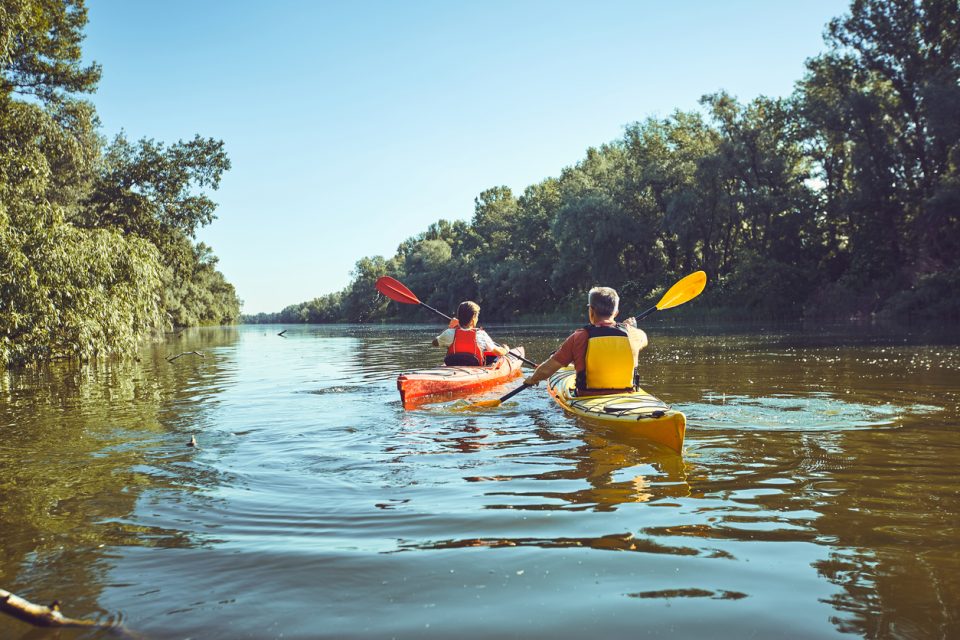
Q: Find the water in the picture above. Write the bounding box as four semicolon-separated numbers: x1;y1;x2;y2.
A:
1;324;958;639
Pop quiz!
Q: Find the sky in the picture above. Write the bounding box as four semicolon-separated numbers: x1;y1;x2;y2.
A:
83;0;851;314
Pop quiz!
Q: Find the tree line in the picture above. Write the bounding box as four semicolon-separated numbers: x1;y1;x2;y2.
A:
1;0;240;368
248;0;960;327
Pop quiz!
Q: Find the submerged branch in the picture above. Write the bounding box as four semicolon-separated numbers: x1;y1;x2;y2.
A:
0;588;135;636
166;350;205;362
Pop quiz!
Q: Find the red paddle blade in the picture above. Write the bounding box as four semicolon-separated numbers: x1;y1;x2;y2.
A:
375;276;421;305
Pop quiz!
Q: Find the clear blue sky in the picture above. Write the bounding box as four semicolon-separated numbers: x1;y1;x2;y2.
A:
83;0;850;314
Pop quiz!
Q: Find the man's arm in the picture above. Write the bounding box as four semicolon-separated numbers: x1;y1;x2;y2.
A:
524;330;579;385
523;358;564;386
626;322;648;351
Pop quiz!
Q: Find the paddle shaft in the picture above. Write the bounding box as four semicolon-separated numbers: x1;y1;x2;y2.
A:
498;383;531;404
633;304;658;322
488;308;652;407
418;301;452;321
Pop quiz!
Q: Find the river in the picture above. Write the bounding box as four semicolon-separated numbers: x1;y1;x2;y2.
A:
1;323;958;639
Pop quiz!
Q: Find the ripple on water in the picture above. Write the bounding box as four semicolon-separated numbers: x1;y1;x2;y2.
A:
686;392;942;431
302;384;379;395
3;326;959;640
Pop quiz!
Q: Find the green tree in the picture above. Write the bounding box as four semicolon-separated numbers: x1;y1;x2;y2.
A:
797;0;960;315
77;133;235;327
0;98;165;366
1;0;239;366
340;255;396;322
80;134;230;252
0;0;101;101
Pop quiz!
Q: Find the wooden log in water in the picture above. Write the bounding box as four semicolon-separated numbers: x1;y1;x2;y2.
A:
1;589;100;627
0;588;140;638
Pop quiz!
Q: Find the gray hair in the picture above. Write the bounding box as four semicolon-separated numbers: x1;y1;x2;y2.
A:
587;286;619;318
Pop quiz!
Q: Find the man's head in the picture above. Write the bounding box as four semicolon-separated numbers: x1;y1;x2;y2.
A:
587;286;619;320
456;301;480;327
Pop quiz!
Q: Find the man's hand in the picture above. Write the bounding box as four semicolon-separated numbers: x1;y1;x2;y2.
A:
523;375;539;386
624;316;637;328
448;318;460;328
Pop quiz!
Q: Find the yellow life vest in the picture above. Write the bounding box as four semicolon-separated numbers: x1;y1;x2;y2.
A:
576;323;636;394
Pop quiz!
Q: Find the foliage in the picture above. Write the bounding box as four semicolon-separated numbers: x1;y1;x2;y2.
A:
0;0;101;101
79;134;230;251
261;0;960;327
1;0;238;368
881;267;960;322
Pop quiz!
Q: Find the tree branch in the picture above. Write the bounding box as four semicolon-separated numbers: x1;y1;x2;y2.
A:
0;588;135;636
166;350;205;362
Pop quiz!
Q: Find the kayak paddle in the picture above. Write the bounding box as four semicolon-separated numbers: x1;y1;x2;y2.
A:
465;382;532;409
633;270;707;321
466;270;708;409
375;276;538;368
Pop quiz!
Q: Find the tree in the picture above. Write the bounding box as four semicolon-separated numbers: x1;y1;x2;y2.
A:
1;0;239;366
0;0;101;102
80;134;230;251
340;255;396;322
0;97;166;366
797;0;960;315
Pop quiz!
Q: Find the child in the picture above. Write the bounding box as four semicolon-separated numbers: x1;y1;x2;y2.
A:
432;301;510;366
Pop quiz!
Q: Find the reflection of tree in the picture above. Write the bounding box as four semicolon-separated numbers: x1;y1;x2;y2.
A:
0;328;238;620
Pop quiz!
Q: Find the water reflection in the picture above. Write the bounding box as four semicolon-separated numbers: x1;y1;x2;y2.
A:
386;327;960;638
467;431;690;511
1;325;958;639
0;328;239;635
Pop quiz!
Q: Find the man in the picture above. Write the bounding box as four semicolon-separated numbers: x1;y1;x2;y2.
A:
523;286;647;395
433;301;510;366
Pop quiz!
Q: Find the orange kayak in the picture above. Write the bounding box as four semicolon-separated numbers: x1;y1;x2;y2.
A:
397;347;525;406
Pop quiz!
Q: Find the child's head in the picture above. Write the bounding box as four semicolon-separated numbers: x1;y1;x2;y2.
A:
456;301;480;327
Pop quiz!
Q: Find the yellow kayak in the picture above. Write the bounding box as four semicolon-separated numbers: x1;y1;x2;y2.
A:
546;368;686;453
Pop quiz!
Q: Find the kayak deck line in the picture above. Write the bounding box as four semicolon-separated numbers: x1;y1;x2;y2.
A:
546;367;686;453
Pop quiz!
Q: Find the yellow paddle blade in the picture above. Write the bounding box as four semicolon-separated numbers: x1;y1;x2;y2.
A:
449;398;502;412
656;270;707;310
471;399;503;408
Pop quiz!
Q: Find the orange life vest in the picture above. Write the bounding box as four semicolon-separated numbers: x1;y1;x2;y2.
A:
447;327;484;366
